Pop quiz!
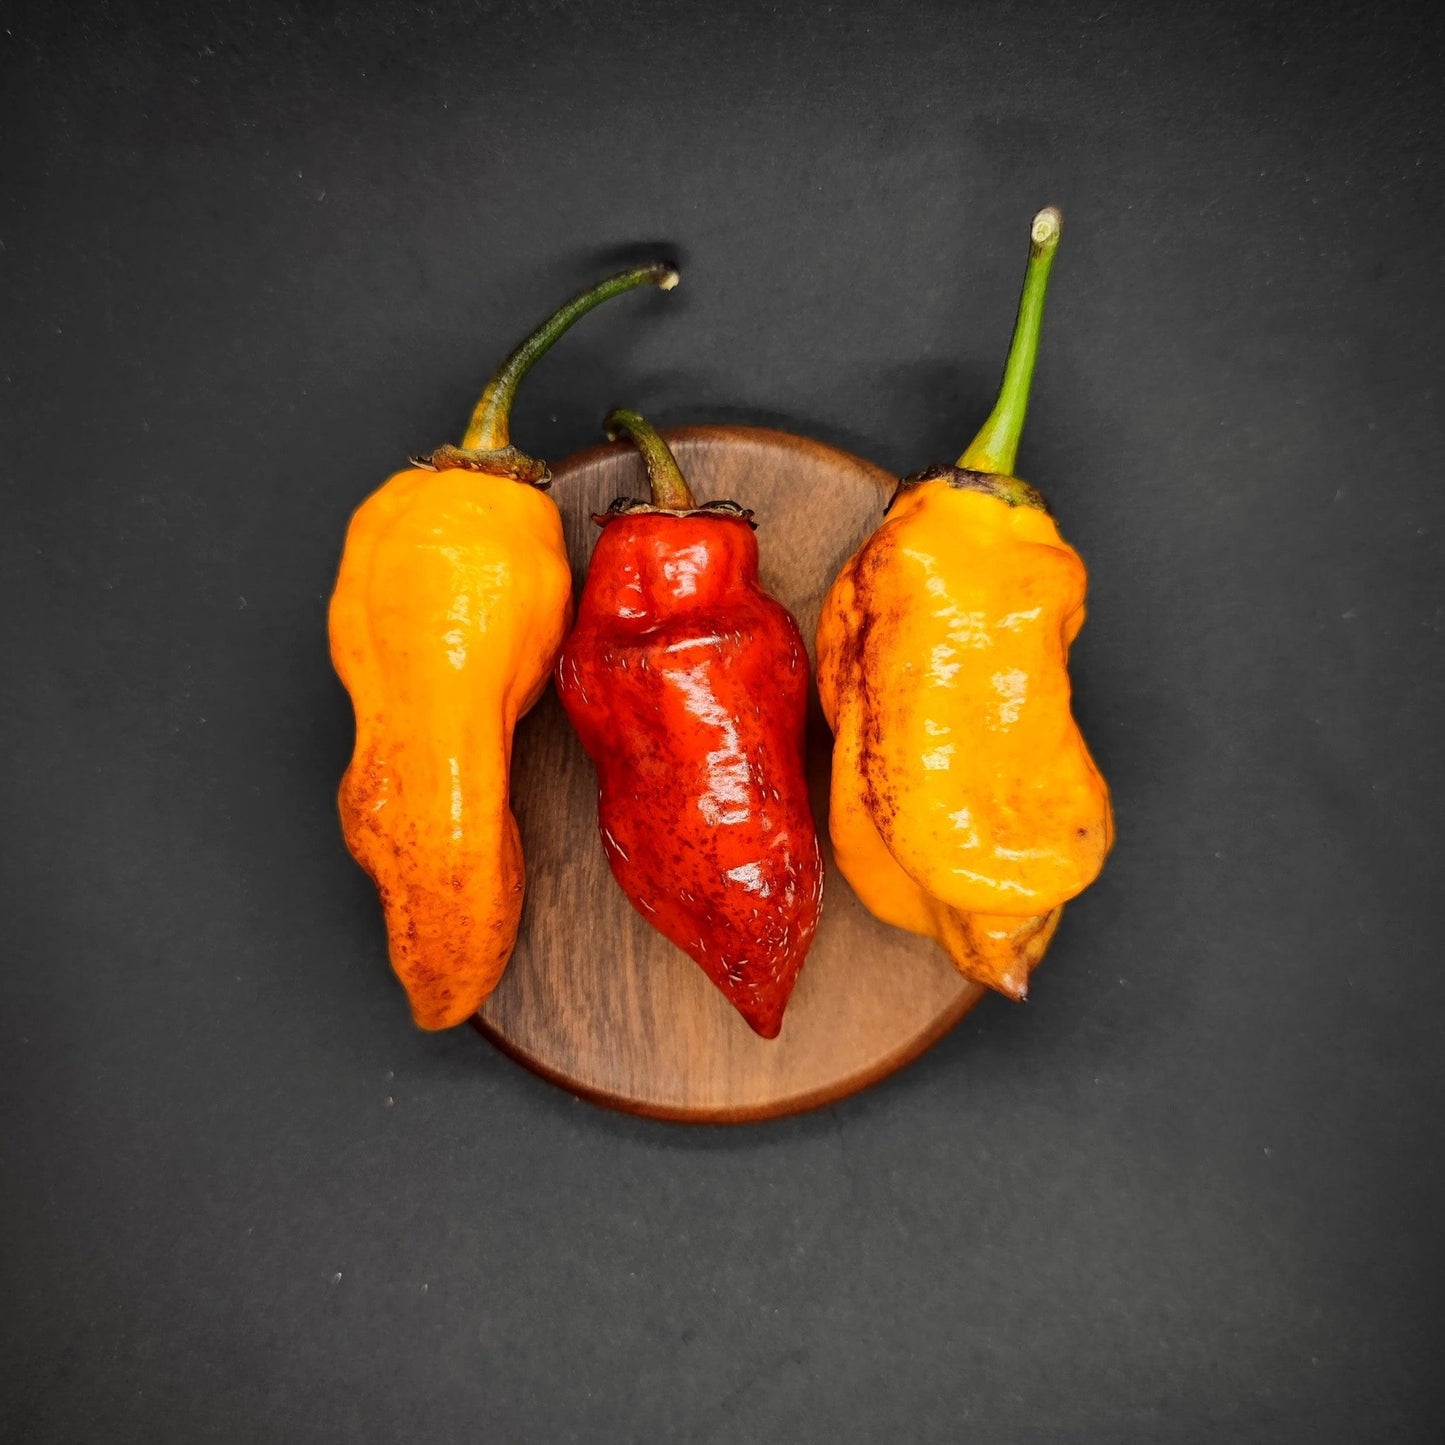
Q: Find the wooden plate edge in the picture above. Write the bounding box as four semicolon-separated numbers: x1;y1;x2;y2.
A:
472;980;985;1124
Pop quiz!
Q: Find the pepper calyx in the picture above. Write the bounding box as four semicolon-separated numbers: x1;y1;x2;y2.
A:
416;444;552;487
891;464;1048;514
593;496;756;528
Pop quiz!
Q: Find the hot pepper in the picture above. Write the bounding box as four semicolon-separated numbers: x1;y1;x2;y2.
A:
816;208;1113;1000
556;411;823;1038
330;265;679;1029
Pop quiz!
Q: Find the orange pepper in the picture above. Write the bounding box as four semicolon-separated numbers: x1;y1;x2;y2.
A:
329;265;678;1027
817;210;1112;999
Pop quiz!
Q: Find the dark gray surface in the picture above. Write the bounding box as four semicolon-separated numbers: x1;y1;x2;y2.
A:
3;1;1443;1440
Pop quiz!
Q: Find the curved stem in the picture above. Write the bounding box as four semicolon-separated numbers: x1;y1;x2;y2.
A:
462;262;679;451
958;207;1062;476
605;408;695;509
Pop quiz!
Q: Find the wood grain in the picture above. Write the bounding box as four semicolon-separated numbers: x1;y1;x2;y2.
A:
475;426;983;1121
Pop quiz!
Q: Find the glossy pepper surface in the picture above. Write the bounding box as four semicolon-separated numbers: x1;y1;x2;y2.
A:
329;265;678;1029
817;209;1112;1000
556;411;823;1037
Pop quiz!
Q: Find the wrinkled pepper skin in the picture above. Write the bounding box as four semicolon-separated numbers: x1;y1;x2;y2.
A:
330;468;572;1028
557;508;823;1038
816;477;1107;998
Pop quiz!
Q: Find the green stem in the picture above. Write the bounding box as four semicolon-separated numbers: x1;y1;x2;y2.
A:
605;408;695;509
462;263;679;451
958;207;1062;476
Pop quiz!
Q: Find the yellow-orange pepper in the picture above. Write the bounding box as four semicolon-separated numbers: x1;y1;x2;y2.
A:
817;210;1112;999
329;264;678;1028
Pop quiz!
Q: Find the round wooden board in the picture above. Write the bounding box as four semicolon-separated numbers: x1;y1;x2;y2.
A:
476;426;984;1121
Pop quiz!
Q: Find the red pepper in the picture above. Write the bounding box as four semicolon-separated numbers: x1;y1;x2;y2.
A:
556;410;823;1038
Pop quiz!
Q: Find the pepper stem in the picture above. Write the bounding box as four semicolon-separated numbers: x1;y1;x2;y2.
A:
957;207;1062;477
461;263;680;452
604;409;696;510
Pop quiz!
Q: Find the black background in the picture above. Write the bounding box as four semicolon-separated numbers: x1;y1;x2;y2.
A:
4;1;1443;1440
